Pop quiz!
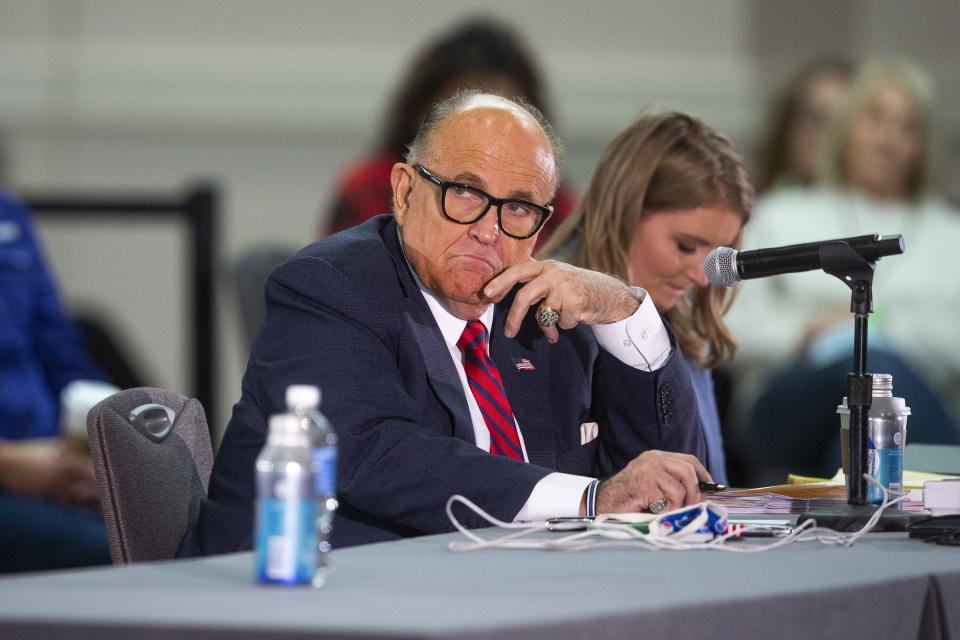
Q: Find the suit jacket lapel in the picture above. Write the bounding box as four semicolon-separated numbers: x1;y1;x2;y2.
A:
383;219;475;444
404;305;475;443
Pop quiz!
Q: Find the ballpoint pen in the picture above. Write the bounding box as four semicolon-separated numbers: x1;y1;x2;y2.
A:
726;524;794;538
699;481;727;492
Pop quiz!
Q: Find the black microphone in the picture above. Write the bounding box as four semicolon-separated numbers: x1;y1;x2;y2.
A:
704;233;905;287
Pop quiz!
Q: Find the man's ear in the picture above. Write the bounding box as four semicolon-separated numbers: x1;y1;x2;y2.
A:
391;163;414;226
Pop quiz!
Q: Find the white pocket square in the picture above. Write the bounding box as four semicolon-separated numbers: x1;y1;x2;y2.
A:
580;422;599;445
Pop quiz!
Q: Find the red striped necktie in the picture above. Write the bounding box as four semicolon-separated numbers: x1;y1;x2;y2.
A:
457;320;524;461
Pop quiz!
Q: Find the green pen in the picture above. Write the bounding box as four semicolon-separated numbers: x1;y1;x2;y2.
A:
589;518;650;534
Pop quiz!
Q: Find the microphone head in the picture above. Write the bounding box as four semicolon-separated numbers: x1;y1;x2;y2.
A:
704;246;740;288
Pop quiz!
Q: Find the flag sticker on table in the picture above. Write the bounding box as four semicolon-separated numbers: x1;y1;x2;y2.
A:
512;358;536;372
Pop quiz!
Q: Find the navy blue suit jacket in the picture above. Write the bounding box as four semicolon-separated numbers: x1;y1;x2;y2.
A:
180;216;704;554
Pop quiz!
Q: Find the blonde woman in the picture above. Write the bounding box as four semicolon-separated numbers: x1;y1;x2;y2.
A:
542;112;753;483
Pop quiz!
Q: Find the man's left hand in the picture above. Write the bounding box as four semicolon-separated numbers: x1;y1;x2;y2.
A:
483;259;640;343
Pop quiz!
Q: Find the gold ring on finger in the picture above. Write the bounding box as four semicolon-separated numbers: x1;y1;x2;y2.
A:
649;497;669;514
536;302;560;327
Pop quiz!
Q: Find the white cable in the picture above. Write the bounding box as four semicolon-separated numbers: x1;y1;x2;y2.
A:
445;495;608;551
446;475;909;554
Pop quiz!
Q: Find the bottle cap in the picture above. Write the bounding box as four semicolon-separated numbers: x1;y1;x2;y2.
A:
268;414;303;436
872;373;893;397
286;384;321;410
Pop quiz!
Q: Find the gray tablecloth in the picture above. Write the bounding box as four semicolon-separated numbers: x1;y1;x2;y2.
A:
1;529;958;640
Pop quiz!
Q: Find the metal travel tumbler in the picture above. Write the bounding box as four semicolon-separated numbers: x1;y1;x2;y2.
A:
837;373;910;505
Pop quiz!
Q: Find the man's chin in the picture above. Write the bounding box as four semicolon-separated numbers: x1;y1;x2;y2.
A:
435;289;490;320
447;289;487;307
449;274;494;300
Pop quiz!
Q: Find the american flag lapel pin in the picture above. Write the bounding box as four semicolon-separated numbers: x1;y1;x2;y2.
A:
512;358;536;372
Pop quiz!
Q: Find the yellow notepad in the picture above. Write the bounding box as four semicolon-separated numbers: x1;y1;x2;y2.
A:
787;468;958;490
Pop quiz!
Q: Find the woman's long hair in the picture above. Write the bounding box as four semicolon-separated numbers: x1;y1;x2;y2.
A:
540;113;753;368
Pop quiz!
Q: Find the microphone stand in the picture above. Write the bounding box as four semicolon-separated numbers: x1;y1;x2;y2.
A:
820;242;873;505
797;242;921;530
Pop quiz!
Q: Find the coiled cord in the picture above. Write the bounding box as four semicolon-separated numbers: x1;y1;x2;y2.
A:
445;475;907;553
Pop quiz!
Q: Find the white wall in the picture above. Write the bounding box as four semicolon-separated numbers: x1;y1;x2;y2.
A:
1;0;957;438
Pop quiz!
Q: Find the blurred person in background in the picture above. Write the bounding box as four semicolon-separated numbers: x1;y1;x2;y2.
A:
319;16;576;248
235;18;582;349
728;58;960;482
754;57;854;194
0;191;112;572
541;113;753;484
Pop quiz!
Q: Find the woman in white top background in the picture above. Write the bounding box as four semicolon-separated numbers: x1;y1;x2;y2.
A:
726;57;960;483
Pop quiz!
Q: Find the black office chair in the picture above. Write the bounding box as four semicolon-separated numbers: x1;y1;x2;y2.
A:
87;387;213;564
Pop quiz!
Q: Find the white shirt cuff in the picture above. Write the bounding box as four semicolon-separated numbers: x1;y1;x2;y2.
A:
592;287;671;371
514;472;594;523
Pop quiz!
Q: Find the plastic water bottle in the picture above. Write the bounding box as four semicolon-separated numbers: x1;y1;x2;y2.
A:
286;385;338;582
254;413;316;585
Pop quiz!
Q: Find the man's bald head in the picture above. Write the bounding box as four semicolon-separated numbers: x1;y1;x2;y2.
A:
406;90;564;199
390;90;560;320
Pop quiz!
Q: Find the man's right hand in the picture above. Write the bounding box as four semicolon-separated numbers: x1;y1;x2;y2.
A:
592;450;711;515
482;259;641;344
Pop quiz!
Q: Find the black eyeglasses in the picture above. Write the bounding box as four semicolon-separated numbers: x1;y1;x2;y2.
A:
413;164;552;240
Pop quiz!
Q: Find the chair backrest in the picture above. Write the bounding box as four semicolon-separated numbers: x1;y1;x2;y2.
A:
87;387;213;564
233;244;295;346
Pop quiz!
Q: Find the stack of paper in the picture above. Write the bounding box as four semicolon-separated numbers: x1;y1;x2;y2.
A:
714;468;959;514
710;484;846;514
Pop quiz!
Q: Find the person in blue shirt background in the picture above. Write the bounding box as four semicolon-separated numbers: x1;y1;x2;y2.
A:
0;191;112;572
541;112;753;485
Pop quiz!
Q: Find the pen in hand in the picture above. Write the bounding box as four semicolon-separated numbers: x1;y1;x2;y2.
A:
699;481;727;492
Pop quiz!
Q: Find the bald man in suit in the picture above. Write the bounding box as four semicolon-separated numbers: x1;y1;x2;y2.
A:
181;91;709;554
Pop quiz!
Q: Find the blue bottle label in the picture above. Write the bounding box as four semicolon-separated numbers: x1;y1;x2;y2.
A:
312;447;337;495
255;498;317;584
867;447;903;505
